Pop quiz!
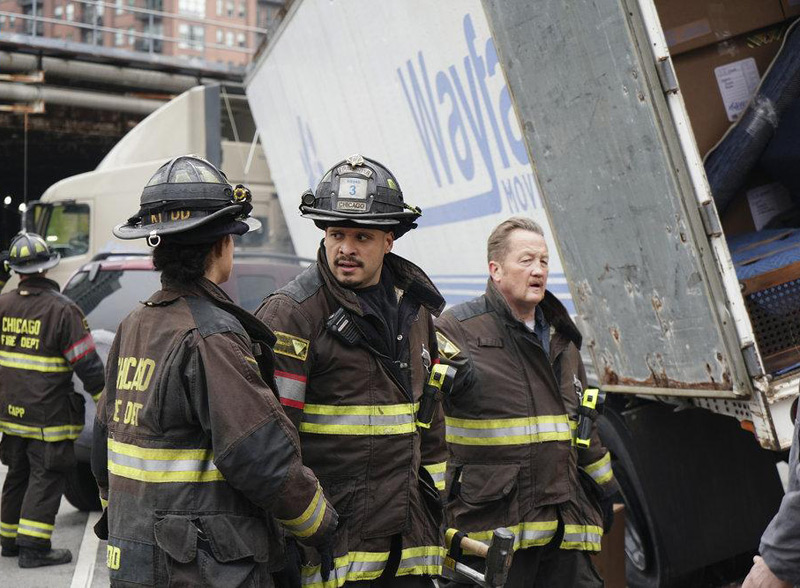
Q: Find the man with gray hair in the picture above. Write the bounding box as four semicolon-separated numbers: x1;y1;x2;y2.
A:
435;216;619;587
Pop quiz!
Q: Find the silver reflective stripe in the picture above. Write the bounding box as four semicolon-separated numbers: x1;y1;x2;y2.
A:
285;488;326;536
446;420;570;439
563;530;602;545
64;335;95;363
428;470;445;487
109;452;218;474
520;526;557;545
0;351;69;372
302;413;414;427
587;461;612;483
301;556;387;586
275;374;306;404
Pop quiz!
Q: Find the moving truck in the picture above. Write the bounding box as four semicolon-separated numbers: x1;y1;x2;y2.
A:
245;0;800;585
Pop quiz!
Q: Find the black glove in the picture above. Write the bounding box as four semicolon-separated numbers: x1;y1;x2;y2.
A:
274;537;302;588
94;508;109;540
600;491;621;534
317;538;334;582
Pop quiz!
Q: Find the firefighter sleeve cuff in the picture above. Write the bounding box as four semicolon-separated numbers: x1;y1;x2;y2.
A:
277;482;337;546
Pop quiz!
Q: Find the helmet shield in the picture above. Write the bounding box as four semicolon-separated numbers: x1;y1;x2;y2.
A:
300;154;421;238
113;155;261;241
6;232;60;274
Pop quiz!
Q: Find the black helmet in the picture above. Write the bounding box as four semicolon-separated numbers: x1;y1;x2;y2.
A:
5;232;60;274
113;155;261;244
300;154;421;238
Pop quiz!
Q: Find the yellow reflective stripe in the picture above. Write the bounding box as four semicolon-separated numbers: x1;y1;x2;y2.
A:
0;421;83;441
0;522;17;538
467;520;559;551
100;497;108;509
245;356;259;365
0;350;68;365
278;483;328;538
561;524;603;551
303;403;418;416
300;403;419;436
301;551;390;588
18;518;54;539
396;545;444;576
583;453;614;484
0;350;71;374
422;462;447;491
445;414;573;446
107;439;225;484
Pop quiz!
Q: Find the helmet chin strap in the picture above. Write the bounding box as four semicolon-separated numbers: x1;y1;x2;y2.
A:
146;233;161;248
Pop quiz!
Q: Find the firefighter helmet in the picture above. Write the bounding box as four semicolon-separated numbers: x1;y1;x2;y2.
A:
113;155;261;244
5;232;60;274
300;154;421;238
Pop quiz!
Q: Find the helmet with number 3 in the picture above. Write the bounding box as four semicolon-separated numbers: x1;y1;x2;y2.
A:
299;154;421;238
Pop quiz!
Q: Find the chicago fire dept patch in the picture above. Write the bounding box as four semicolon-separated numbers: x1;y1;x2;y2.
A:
436;331;460;360
274;331;310;361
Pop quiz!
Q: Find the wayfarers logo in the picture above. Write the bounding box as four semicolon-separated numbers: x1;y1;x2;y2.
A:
397;13;542;226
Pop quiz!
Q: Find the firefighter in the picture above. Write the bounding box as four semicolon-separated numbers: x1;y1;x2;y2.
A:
0;232;105;568
255;154;448;587
0;250;10;291
435;217;621;587
92;155;338;587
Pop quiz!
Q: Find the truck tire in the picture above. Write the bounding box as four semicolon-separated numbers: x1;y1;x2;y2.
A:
598;400;784;588
64;461;102;512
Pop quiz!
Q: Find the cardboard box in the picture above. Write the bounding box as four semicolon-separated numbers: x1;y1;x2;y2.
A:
656;0;784;55
783;0;800;19
674;26;785;156
591;504;626;588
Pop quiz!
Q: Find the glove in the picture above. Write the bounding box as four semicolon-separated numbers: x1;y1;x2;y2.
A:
0;251;10;287
600;491;621;534
317;537;334;582
94;508;109;540
275;537;302;588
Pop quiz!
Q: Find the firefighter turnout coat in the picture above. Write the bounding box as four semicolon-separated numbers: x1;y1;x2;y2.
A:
0;276;104;442
92;278;336;587
435;282;619;553
255;247;449;586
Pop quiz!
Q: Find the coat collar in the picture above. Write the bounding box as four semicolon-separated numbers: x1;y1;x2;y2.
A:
484;279;582;349
316;243;445;317
17;276;60;294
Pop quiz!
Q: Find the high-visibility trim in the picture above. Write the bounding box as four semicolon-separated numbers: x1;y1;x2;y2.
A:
244;356;259;366
560;524;603;551
300;403;418;436
107;438;225;483
468;520;559;551
275;370;307;409
445;415;573;446
301;551;390;588
422;461;447;491
0;522;18;538
0;420;83;442
91;390;103;402
18;518;53;540
396;545;444;576
100;497;108;509
0;350;70;373
278;483;328;539
64;334;96;364
582;452;614;485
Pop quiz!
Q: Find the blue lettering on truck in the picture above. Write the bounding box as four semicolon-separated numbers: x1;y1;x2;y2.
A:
397;13;540;226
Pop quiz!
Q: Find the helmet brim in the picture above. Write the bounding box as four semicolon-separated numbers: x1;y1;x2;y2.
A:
10;253;61;275
113;204;255;240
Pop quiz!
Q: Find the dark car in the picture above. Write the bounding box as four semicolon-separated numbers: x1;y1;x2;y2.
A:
61;251;309;510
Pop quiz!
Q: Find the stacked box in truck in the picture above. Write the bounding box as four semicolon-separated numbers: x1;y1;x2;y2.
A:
246;0;800;584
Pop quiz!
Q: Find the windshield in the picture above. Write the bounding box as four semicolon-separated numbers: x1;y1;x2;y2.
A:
39;203;91;258
64;268;162;332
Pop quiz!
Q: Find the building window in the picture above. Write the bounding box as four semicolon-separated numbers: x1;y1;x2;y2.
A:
237;32;245;47
54;5;63;18
129;26;135;44
226;1;233;17
216;28;223;43
115;0;123;15
238;0;244;17
115;30;124;45
178;23;204;50
178;0;204;18
225;30;233;46
216;0;222;15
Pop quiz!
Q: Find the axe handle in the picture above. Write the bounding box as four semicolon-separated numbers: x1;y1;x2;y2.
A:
458;536;489;558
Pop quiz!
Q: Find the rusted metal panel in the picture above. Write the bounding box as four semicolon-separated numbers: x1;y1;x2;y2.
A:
481;0;747;397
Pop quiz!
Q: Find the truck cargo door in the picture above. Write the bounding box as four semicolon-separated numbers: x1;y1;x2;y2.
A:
482;0;751;397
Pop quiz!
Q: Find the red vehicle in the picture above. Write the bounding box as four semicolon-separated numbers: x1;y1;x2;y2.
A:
61;251;309;510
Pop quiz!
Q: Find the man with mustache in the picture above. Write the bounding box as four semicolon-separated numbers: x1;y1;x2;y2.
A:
435;217;620;587
256;154;448;587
